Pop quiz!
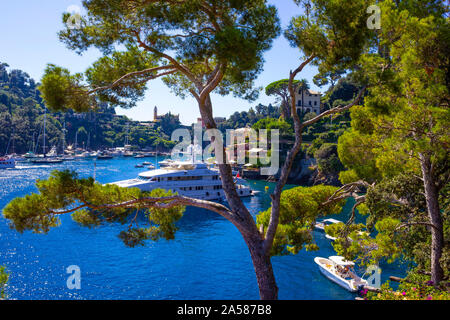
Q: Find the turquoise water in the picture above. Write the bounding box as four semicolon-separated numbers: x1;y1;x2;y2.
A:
0;158;405;300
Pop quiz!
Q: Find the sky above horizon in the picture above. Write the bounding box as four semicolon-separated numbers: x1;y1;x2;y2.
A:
0;0;325;125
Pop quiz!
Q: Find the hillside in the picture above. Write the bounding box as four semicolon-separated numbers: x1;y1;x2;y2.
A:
0;62;177;155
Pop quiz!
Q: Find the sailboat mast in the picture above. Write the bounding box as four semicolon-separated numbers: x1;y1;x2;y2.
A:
62;121;66;154
43;109;46;156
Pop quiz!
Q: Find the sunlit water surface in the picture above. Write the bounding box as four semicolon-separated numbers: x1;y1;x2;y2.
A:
0;158;406;300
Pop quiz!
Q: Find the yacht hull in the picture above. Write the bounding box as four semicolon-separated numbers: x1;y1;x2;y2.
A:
114;180;252;201
314;257;366;293
110;162;254;201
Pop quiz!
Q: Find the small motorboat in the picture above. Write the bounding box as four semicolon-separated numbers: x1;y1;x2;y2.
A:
315;218;342;231
142;162;151;165
97;153;113;160
159;159;174;168
314;256;368;292
0;157;15;169
134;154;145;159
147;165;155;170
135;164;144;168
24;151;37;159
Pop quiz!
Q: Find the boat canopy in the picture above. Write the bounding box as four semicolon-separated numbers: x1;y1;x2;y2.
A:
329;256;355;266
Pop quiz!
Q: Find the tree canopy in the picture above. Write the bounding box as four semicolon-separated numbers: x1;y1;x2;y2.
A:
40;0;281;113
330;0;449;285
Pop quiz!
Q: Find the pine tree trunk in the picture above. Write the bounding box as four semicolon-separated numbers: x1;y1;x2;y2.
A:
197;96;279;299
245;235;279;300
420;153;444;285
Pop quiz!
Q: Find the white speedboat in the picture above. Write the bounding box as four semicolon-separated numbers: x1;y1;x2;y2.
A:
314;256;368;292
159;159;175;168
111;161;253;201
24;151;37;159
0;157;15;169
315;218;342;231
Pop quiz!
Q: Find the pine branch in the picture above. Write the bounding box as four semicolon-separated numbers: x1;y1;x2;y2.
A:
87;66;177;95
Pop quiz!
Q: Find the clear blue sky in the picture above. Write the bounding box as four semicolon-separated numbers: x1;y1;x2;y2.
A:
0;0;324;125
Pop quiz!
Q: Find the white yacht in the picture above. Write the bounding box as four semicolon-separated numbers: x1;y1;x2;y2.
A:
314;256;368;292
111;161;253;201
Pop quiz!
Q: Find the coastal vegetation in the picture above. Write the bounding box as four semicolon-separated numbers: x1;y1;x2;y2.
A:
0;63;176;154
0;266;7;300
324;0;449;289
1;0;448;300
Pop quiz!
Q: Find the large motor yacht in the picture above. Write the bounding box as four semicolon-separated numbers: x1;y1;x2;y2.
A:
111;161;253;201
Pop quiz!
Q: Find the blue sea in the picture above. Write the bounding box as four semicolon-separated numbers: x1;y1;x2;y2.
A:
0;158;406;300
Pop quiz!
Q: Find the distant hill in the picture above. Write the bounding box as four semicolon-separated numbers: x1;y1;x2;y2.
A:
0;62;177;155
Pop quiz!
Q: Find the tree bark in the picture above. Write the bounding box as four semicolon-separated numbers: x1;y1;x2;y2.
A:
420;153;444;285
244;234;279;300
198;95;279;299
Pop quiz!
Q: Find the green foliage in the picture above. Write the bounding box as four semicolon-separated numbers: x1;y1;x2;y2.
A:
252;118;293;138
314;143;344;175
0;266;8;300
329;174;449;274
333;1;449;277
86;46;158;108
257;185;345;256
286;0;374;74
216;103;281;131
337;128;380;183
2;170;186;247
339;0;450;184
39;64;93;113
0;62;179;154
41;0;281;111
265;79;299;118
364;271;450;300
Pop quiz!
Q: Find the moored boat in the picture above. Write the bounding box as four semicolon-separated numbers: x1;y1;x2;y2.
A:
0;157;15;169
315;218;342;231
110;161;253;201
314;256;368;292
31;157;64;164
97;153;114;160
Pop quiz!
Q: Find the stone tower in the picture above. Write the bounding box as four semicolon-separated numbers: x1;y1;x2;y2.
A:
154;106;158;121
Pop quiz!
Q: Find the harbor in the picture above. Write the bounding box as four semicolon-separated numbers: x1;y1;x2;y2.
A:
0;156;405;300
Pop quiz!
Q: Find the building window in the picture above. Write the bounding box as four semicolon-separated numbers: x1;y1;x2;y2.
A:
314;101;317;106
297;100;302;107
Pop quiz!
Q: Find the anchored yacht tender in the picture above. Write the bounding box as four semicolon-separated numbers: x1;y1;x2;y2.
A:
314;256;368;292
